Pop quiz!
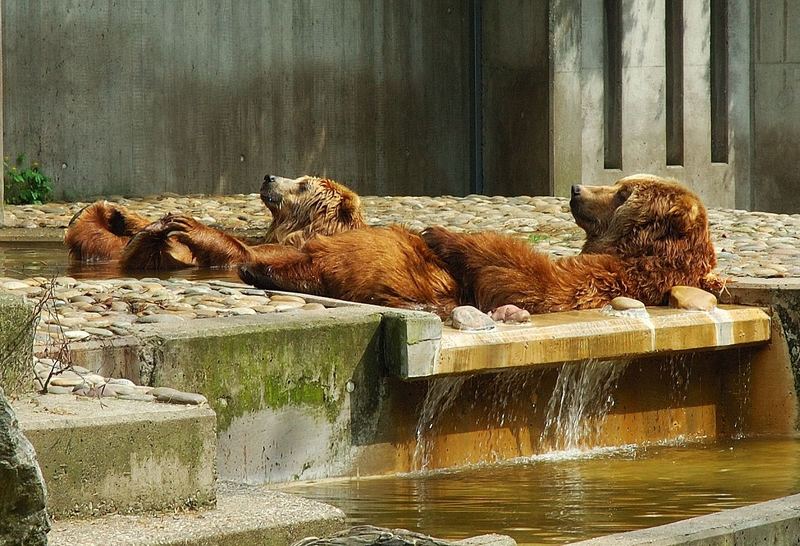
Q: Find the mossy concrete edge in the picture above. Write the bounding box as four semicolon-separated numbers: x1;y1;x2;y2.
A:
0;293;35;396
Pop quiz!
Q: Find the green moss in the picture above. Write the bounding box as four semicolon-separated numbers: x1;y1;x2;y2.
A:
0;294;35;396
151;314;384;431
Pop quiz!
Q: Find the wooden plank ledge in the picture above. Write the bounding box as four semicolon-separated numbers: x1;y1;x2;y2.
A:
401;304;771;379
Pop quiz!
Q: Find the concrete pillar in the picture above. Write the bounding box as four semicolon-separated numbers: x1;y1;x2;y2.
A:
550;0;583;197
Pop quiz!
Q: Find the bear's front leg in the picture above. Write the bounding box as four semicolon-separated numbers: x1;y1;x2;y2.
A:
119;217;195;270
158;214;253;267
238;247;320;295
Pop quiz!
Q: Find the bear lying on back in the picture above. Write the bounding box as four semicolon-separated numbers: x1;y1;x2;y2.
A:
238;174;722;316
64;175;365;270
422;174;723;313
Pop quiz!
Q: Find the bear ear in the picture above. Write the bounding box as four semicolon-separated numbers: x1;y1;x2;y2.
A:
666;196;700;235
337;191;361;225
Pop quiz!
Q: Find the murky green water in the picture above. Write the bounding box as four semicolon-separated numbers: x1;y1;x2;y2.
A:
0;241;238;282
285;438;800;545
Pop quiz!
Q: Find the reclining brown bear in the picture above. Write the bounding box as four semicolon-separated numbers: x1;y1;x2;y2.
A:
64;175;365;270
238;174;723;317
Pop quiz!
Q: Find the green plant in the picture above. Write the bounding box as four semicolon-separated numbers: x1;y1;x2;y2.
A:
4;154;53;205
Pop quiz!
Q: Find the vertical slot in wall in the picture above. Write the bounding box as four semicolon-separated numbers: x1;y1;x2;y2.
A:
710;0;729;163
603;0;623;169
666;0;684;166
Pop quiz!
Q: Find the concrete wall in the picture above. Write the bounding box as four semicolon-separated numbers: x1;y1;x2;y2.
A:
2;0;472;200
551;0;742;208
481;1;550;196
2;1;797;211
751;0;800;213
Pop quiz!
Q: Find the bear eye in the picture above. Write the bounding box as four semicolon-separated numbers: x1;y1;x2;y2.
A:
615;186;633;205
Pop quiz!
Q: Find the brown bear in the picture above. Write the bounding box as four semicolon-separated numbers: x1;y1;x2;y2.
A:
422;174;721;313
64;174;365;270
64;201;153;262
238;174;721;317
240;225;460;317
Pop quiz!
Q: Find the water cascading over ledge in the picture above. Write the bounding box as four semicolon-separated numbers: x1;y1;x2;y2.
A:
372;303;797;474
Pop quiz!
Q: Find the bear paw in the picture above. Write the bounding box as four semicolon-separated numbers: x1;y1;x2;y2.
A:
488;304;531;323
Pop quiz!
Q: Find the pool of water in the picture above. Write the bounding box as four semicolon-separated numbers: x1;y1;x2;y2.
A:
0;241;239;282
284;437;800;545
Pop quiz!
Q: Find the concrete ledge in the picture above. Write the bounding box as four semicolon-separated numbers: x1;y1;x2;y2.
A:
49;483;346;546
15;395;216;517
405;305;771;379
570;493;800;545
0;227;64;242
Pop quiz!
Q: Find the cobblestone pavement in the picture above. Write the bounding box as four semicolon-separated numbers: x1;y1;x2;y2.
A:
1;192;799;348
4;193;800;278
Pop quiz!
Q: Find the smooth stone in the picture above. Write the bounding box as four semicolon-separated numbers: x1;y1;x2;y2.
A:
450;305;496;331
50;376;86;388
136;314;185;324
151;387;208;405
669;286;718;311
269;294;307;304
55;317;84;328
102;384;136;396
107;378;136;387
63;330;91;341
301;303;326;311
46;384;76;395
83;327;114;337
84;374;108;386
610;296;645;311
274;302;305;312
2;281;31;290
228;307;257;315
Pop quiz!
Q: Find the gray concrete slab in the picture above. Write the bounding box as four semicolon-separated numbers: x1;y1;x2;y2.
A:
15;394;216;517
569;493;800;545
49;483;346;546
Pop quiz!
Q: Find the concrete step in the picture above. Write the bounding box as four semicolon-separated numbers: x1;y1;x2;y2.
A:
14;394;216;518
49;482;346;546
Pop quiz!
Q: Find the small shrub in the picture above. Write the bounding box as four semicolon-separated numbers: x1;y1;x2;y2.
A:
4;154;53;205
